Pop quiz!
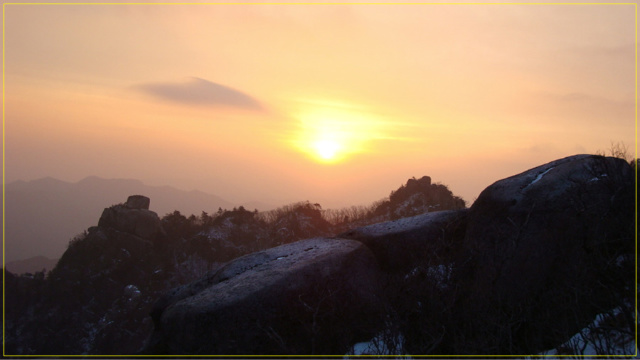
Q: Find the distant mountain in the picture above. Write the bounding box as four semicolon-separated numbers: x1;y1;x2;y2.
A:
2;176;246;262
4;256;59;275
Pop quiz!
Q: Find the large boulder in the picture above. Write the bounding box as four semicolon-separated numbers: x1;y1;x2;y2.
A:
98;196;163;240
340;209;468;273
125;195;151;210
143;237;387;355
453;155;635;354
340;210;469;354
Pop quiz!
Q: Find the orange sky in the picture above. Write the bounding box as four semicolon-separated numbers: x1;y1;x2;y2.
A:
2;2;637;209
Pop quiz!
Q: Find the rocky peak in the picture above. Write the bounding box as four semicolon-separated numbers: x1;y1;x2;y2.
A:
375;175;465;220
97;196;163;240
125;195;150;210
405;175;431;189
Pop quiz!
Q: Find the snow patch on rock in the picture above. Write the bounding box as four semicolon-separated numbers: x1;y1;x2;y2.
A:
524;167;554;190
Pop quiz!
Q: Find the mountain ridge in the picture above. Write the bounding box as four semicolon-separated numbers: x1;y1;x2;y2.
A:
4;256;59;275
2;176;270;262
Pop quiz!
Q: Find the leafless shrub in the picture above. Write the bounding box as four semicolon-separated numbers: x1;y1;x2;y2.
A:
596;141;634;164
322;200;386;231
555;308;636;358
257;201;322;224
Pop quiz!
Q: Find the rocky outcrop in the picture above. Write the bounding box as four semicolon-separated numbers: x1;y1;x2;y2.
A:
125;195;151;210
372;176;466;220
34;195;172;355
406;175;431;188
143;237;387;355
452;155;635;354
98;196;163;240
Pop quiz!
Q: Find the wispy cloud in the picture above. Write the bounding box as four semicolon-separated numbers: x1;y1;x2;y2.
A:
134;77;264;111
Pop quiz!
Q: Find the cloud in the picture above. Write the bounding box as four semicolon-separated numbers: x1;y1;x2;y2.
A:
134;77;264;111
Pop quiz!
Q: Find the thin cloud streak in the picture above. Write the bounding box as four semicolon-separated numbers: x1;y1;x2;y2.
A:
134;77;264;111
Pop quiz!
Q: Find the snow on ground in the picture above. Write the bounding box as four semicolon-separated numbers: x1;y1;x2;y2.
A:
206;226;227;241
123;284;141;299
345;331;410;358
426;264;452;290
534;307;638;359
403;264;453;290
343;306;638;358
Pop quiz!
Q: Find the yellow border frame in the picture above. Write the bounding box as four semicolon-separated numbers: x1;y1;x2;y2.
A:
1;1;638;358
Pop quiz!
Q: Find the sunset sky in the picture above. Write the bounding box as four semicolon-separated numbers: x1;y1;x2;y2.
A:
2;2;636;209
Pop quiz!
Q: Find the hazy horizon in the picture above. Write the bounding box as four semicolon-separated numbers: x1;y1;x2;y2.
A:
3;3;636;210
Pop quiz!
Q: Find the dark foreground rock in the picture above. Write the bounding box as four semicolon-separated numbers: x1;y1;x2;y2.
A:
452;155;635;354
340;209;470;354
340;209;468;273
143;237;387;355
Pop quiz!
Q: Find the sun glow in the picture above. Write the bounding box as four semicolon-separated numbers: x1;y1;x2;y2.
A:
289;99;389;164
313;139;341;161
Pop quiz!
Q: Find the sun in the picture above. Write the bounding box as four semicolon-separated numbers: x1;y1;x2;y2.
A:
288;99;391;164
313;138;341;162
292;116;354;164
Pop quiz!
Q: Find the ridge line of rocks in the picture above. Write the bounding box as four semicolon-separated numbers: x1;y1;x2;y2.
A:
140;154;635;355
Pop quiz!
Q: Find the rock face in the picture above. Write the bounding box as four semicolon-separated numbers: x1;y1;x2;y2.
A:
340;210;470;355
406;175;431;188
372;176;466;220
126;195;151;210
453;155;635;354
37;196;171;355
340;209;467;273
98;196;163;240
144;237;387;355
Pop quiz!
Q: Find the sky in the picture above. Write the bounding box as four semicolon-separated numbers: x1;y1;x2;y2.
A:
2;2;637;209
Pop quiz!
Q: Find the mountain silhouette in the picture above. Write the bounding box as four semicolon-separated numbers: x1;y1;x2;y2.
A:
2;176;253;262
4;256;59;275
